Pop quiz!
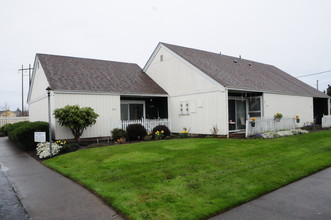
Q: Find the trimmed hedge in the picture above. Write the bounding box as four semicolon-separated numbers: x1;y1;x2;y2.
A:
1;121;30;136
126;124;147;141
7;121;49;151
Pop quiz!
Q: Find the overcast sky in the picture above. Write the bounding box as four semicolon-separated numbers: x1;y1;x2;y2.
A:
1;0;331;111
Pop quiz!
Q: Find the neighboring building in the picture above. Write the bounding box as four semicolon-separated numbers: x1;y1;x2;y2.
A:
28;43;330;139
143;43;330;135
27;54;167;140
0;110;16;117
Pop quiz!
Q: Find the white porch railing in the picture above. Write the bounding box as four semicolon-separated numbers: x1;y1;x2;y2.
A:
0;117;29;127
112;118;170;133
322;115;331;128
245;117;297;137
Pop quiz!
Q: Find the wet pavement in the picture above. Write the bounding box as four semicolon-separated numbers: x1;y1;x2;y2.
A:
0;137;123;220
0;167;28;220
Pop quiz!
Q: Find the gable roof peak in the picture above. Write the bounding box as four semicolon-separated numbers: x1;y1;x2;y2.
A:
159;42;328;98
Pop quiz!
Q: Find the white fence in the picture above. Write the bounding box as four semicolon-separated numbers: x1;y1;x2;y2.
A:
322;115;331;128
0;117;29;127
245;117;297;137
112;118;170;133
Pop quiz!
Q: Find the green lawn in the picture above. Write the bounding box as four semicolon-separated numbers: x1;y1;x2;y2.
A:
44;131;331;220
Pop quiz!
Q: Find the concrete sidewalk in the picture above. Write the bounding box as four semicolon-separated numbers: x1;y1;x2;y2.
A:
210;167;331;220
0;137;123;220
0;168;28;220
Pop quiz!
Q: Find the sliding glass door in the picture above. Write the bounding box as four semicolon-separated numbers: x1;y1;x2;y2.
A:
228;99;247;130
121;101;145;120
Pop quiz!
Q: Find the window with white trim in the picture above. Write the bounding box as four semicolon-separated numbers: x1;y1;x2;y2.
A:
248;97;262;117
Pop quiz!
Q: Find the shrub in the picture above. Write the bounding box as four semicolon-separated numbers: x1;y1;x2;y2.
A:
126;124;147;141
1;121;30;136
8;121;49;151
0;125;6;136
36;142;62;159
152;125;170;139
60;143;80;153
261;129;308;139
53;105;99;142
111;128;127;141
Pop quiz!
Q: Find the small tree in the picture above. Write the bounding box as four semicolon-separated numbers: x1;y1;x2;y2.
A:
325;84;331;97
53;105;99;142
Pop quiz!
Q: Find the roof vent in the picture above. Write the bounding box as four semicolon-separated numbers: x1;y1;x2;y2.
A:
239;55;241;59
233;60;237;63
248;63;252;66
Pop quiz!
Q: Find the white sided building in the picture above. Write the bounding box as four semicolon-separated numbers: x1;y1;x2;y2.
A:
28;43;330;139
28;54;168;140
144;43;330;136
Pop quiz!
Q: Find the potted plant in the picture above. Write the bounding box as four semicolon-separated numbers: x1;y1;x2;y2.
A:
250;118;256;127
295;115;300;123
274;113;283;122
180;127;189;138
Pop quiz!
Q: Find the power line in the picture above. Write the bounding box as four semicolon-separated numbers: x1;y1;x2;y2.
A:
18;65;33;116
296;70;331;78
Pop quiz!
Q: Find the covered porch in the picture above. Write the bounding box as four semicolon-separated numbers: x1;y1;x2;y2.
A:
116;95;169;132
228;90;263;133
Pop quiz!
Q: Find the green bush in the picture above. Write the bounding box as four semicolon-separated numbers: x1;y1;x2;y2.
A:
8;121;49;151
0;125;6;136
152;125;171;139
126;124;147;141
60;143;80;153
1;121;30;136
111;128;127;141
53;105;99;142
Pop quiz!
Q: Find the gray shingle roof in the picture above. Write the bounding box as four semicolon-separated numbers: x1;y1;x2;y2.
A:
162;43;328;98
37;54;167;95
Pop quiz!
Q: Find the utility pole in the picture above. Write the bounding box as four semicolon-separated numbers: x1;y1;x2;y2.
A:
18;65;33;116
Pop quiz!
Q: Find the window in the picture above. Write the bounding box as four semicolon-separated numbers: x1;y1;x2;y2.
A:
160;55;164;62
121;101;145;120
248;98;262;117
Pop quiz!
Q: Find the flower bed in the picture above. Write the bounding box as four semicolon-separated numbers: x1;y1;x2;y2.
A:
261;129;308;139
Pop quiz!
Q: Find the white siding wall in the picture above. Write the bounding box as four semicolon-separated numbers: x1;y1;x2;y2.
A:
146;47;221;96
169;91;228;135
145;46;227;135
54;93;120;139
29;60;50;123
29;96;48;123
263;93;314;126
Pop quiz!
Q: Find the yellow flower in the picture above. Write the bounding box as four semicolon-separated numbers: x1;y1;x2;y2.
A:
161;130;164;133
295;115;299;119
64;141;66;144
251;117;256;121
155;131;160;135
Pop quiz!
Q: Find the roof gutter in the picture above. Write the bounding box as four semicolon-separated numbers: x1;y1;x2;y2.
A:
53;90;168;97
227;87;329;99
